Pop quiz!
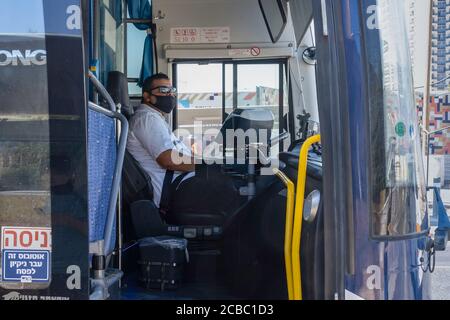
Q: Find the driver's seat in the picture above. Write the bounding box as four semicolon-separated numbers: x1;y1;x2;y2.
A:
106;71;226;241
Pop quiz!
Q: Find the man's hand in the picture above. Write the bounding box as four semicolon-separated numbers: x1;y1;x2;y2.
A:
156;149;195;172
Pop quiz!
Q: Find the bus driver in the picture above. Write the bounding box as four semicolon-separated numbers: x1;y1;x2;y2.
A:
126;73;238;225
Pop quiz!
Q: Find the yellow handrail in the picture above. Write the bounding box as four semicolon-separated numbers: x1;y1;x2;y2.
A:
292;134;321;301
273;168;295;300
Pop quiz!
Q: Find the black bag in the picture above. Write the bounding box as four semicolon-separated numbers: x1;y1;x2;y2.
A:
137;236;188;291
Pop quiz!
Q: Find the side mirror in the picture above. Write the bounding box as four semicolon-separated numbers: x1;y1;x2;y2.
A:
258;0;288;43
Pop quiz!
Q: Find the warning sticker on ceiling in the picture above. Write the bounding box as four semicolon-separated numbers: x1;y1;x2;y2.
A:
228;47;263;58
228;49;252;57
170;27;230;44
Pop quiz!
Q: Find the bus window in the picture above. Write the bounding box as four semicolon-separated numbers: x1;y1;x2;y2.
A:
237;63;288;153
175;61;288;155
126;23;146;96
99;1;124;84
176;63;225;155
237;64;280;113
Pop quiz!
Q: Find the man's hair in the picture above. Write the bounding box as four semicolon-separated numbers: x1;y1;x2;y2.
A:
142;73;170;95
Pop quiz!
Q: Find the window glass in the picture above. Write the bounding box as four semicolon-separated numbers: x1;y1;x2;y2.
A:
363;0;427;239
175;62;287;157
237;64;280;138
126;23;146;80
128;82;142;96
177;64;223;154
99;2;124;83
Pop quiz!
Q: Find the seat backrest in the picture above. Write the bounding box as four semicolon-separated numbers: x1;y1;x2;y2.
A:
88;108;117;250
107;71;134;119
105;70;154;206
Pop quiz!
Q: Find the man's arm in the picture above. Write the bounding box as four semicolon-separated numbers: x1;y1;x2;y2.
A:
156;149;195;172
133;114;194;172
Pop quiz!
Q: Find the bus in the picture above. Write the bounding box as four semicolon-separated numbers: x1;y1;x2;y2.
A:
0;0;437;300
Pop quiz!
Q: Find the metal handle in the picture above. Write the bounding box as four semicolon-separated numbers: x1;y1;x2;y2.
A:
292;134;321;300
273;168;296;301
88;71;117;112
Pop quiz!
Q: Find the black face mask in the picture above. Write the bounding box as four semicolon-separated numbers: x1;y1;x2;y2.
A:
152;95;176;114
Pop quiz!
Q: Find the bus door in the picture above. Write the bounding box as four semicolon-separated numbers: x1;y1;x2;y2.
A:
311;0;430;300
0;0;89;300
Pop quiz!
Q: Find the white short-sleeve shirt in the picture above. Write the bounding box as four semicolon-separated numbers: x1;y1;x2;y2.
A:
127;104;193;207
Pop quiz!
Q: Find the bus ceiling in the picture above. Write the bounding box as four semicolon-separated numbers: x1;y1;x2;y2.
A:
87;0;315;80
259;0;313;48
152;0;307;71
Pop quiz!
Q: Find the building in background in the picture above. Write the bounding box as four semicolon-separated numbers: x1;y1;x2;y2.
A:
412;0;450;203
430;0;450;91
407;0;416;71
409;0;450;92
407;0;431;89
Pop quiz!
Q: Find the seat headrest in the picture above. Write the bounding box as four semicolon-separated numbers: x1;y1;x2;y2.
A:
107;71;133;119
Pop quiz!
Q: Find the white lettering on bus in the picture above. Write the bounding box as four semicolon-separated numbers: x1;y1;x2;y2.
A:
0;50;47;66
66;5;81;30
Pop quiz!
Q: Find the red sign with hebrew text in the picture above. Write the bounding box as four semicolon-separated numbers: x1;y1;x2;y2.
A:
1;227;51;251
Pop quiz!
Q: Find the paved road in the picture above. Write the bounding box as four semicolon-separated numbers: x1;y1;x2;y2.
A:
431;249;450;300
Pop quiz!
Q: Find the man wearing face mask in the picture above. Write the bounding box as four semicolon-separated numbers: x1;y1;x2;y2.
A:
127;73;239;225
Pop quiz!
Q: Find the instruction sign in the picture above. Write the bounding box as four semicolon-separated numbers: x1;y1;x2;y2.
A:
1;227;51;283
170;27;230;44
3;250;50;282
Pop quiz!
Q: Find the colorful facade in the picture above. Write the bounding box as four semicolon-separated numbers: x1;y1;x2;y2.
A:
419;93;450;154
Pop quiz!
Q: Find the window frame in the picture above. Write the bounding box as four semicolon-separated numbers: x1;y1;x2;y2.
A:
171;59;290;141
123;0;153;97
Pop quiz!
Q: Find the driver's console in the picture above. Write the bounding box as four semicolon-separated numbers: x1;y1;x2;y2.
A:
196;108;275;199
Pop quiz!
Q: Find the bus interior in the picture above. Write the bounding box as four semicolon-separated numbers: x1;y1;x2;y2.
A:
0;0;437;300
108;0;322;300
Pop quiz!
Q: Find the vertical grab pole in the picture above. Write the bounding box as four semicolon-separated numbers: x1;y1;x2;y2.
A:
292;134;321;300
273;169;295;300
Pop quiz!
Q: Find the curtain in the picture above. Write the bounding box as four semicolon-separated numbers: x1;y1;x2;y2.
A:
114;0;123;27
127;0;153;86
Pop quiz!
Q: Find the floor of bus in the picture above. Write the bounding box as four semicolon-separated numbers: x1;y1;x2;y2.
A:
117;243;237;300
119;271;236;300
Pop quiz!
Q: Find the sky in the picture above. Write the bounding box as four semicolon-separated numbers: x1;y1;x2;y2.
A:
177;63;280;93
127;23;146;78
0;1;45;34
